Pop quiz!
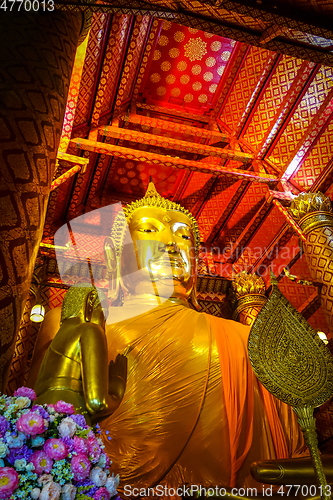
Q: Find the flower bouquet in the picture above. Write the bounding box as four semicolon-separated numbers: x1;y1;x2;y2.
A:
0;387;119;500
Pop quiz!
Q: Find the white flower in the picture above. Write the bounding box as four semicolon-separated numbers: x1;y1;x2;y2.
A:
57;417;76;438
89;466;107;487
31;488;41;499
97;437;105;449
62;483;77;500
105;475;119;497
40;481;61;500
0;459;4;467
14;458;27;471
49;415;55;423
37;474;53;487
6;433;25;448
97;453;107;468
31;436;45;447
0;439;8;458
16;396;31;409
26;462;35;472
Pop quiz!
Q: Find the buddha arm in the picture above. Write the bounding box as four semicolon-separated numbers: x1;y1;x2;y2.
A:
80;322;122;420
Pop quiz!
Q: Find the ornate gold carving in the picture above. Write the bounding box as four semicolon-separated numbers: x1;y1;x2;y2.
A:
232;294;268;322
231;271;266;298
289;192;332;221
248;284;333;408
230;272;267;323
297;211;333;235
292;407;330;499
184;37;207;62
289;192;333;234
249;282;333;495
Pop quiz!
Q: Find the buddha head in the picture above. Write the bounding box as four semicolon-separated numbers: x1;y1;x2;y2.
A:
104;182;200;308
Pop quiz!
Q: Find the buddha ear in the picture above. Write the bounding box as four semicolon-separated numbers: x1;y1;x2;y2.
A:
84;290;95;322
104;237;117;273
104;237;122;304
189;272;201;311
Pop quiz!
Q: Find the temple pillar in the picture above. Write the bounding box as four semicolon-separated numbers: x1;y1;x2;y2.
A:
229;271;268;326
0;12;82;392
289;192;333;333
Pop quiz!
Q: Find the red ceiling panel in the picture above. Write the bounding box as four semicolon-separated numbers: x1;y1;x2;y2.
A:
142;21;236;112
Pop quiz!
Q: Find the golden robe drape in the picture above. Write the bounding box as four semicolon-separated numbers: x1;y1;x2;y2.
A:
102;302;304;494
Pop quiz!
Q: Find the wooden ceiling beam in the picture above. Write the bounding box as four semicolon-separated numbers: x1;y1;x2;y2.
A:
126;114;226;141
99;125;253;163
71;138;279;182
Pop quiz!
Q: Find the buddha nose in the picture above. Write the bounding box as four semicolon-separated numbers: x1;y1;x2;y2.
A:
157;241;179;253
166;241;180;253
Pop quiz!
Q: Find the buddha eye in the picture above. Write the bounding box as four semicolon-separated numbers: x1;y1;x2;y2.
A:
141;228;156;233
182;235;191;240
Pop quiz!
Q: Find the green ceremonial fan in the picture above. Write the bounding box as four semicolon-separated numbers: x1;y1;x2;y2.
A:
248;276;333;500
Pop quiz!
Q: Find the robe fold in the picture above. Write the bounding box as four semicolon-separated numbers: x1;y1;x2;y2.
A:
102;301;304;495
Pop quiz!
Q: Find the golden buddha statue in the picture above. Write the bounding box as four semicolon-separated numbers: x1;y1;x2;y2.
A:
100;183;305;495
34;285;127;424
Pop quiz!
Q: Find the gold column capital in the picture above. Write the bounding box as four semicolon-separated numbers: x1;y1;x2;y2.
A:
289;192;333;234
230;272;268;324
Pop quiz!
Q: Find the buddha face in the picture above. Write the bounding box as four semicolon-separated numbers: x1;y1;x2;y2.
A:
121;207;197;301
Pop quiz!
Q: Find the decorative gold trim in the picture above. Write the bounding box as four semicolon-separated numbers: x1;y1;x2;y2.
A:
232;294;267;321
248;284;333;408
298;211;333;235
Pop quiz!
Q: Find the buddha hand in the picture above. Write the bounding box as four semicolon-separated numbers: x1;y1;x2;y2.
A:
108;354;127;402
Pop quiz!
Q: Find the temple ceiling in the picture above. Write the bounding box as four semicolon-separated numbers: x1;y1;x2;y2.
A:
42;3;333;336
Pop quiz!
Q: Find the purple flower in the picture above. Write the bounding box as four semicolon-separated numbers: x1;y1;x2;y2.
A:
71;454;91;481
54;401;75;415
7;445;33;465
32;405;49;420
13;387;36;400
62;436;74;452
94;487;110;500
74;479;98;498
71;414;88;429
73;437;87;455
87;437;101;464
0;417;10;437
